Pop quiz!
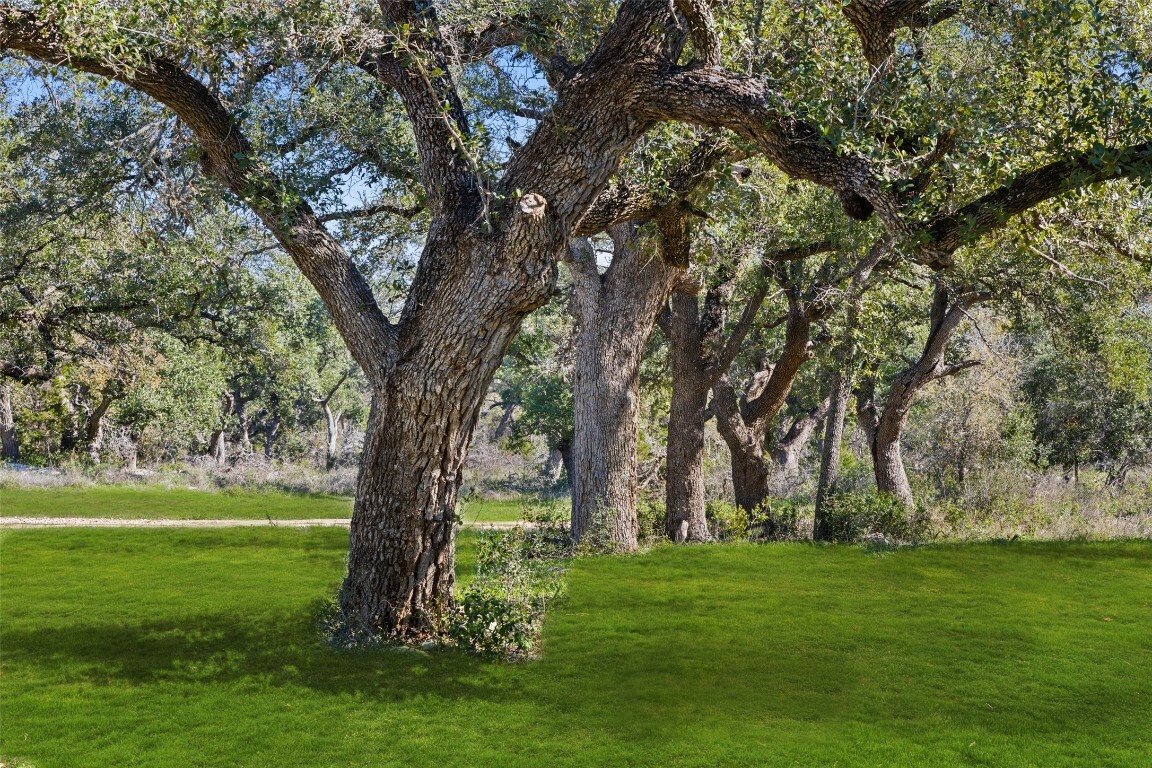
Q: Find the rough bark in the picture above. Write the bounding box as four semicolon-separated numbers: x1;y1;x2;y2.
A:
871;284;990;508
665;291;711;542
568;228;684;550
0;382;18;462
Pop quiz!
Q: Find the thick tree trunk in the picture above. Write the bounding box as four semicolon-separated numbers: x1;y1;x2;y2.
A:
568;228;682;550
664;293;710;541
340;239;553;636
873;418;915;508
0;382;18;462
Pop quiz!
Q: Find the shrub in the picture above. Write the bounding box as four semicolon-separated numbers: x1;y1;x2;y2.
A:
705;500;746;541
822;491;932;543
446;500;572;657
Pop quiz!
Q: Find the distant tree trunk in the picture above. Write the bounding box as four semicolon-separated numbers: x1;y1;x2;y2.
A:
712;298;818;516
0;382;18;462
323;403;343;470
871;284;990;509
236;395;254;455
125;440;139;471
814;300;864;539
207;391;235;465
771;400;828;476
557;436;574;485
542;446;564;483
57;383;80;455
567;227;684;550
661;244;831;539
85;391;116;464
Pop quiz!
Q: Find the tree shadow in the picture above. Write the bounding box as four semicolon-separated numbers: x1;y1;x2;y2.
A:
1;606;524;703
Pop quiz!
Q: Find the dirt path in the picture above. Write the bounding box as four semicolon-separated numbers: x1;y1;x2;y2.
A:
0;517;523;530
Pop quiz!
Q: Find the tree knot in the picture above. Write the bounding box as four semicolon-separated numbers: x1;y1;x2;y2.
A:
517;192;548;220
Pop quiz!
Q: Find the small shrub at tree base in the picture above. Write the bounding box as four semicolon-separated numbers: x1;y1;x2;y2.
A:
705;500;747;541
748;498;806;541
822;491;932;544
636;496;666;544
446;499;573;657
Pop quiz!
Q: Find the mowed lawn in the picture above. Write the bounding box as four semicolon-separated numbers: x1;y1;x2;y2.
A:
2;529;1150;767
0;486;522;522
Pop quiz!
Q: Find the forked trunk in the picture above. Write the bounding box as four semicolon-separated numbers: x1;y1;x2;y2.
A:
730;445;771;513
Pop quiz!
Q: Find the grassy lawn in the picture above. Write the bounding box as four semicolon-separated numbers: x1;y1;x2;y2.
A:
1;529;1150;767
0;486;521;522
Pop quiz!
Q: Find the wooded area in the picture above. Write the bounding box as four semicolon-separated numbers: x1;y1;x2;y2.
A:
2;0;1150;640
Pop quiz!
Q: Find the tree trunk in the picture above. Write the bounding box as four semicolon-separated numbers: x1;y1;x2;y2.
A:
568;228;683;550
771;402;827;477
340;244;553;637
557;437;574;486
814;297;865;538
85;392;116;464
57;384;79;455
664;292;710;541
324;403;342;470
0;382;18;462
870;284;989;509
542;446;564;483
207;391;235;465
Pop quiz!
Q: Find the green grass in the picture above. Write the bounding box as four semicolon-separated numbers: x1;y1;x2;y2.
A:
0;486;521;522
2;531;1150;767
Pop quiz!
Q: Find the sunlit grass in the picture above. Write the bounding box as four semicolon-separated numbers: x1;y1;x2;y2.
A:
0;486;522;522
2;530;1149;767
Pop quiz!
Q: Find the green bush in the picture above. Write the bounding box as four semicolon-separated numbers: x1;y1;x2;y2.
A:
705;500;747;541
822;491;931;543
446;504;571;656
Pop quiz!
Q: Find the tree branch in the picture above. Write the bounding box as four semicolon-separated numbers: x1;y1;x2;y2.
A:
1;7;399;384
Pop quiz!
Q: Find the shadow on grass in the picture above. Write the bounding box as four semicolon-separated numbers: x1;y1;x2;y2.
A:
1;605;518;702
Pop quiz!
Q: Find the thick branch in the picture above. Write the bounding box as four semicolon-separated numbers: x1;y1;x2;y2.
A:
2;8;398;384
917;142;1152;268
638;67;905;229
0;360;51;383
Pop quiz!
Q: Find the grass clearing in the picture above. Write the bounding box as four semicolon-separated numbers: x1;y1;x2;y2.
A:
2;528;1149;767
0;486;521;522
